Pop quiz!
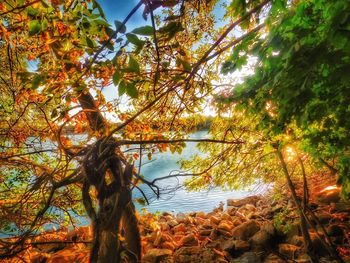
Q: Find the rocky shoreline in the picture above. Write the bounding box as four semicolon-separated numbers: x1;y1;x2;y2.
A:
140;186;349;263
2;176;350;263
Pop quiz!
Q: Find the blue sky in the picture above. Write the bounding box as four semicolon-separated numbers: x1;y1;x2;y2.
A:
93;0;149;116
97;0;146;29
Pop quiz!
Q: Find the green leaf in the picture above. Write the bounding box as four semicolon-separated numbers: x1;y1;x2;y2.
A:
41;18;48;31
86;37;95;48
126;33;144;47
112;50;123;65
26;7;39;17
114;20;126;33
158;22;183;40
118;80;126;96
132;26;154;36
128;55;140;73
32;74;43;89
92;0;106;19
94;19;110;27
181;59;191;72
29;20;41;36
105;27;116;37
104;41;114;51
126;82;138;98
113;71;121;85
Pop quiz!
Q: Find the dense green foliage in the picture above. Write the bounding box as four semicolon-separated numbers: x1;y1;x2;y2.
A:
218;0;350;194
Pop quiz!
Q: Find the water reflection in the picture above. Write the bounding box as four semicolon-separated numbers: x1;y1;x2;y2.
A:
133;131;256;213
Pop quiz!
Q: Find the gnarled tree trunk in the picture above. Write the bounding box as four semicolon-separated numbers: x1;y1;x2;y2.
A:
78;92;141;263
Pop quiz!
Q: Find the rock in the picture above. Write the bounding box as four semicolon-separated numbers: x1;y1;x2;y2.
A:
168;219;179;227
315;212;332;224
162;211;173;216
317;186;341;204
209;215;221;225
173;223;187;233
217;221;233;232
189;212;197;217
24;248;50;263
330;202;350;213
231;251;261;263
256;200;265;207
263;253;285;263
143;248;173;263
199;229;212;236
46;247;89;263
234;240;250;253
244;204;257;212
154;232;174;247
221;239;235;252
194;217;206;226
210;229;219;239
227;206;237;216
327;224;343;237
231;218;242;226
153;233;162;247
161;215;174;222
246;212;258;219
250;230;272;248
180;233;199;246
286;223;300;238
201;220;213;229
66;226;91;241
221;212;232;221
173;246;216;263
217;228;233;237
288;235;304;246
173;234;186;243
271;204;283;213
162;241;177;251
232;220;260;240
227;196;260;207
278;243;300;259
159;222;170;231
260;207;273;219
196;211;207;219
35;239;65;253
309;233;328;256
260;222;276;236
296;253;313;263
176;212;187;223
287;199;294;209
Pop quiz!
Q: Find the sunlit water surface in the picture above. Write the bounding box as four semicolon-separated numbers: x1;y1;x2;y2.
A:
132;130;261;213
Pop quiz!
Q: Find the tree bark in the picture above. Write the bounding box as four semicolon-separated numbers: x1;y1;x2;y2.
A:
78;91;141;262
276;149;314;260
276;149;344;263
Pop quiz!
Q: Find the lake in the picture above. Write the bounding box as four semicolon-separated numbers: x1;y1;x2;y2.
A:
0;131;262;237
132;130;258;213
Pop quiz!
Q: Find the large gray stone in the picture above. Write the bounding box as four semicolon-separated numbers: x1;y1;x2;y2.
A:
231;252;261;263
232;220;260;240
143;248;173;263
250;230;272;248
173;246;216;263
227;196;260;207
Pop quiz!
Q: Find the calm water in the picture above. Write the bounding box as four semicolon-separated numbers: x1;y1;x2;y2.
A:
132;131;256;213
0;131;261;237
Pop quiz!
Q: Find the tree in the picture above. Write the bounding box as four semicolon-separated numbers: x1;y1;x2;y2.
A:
220;0;350;195
0;0;250;261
